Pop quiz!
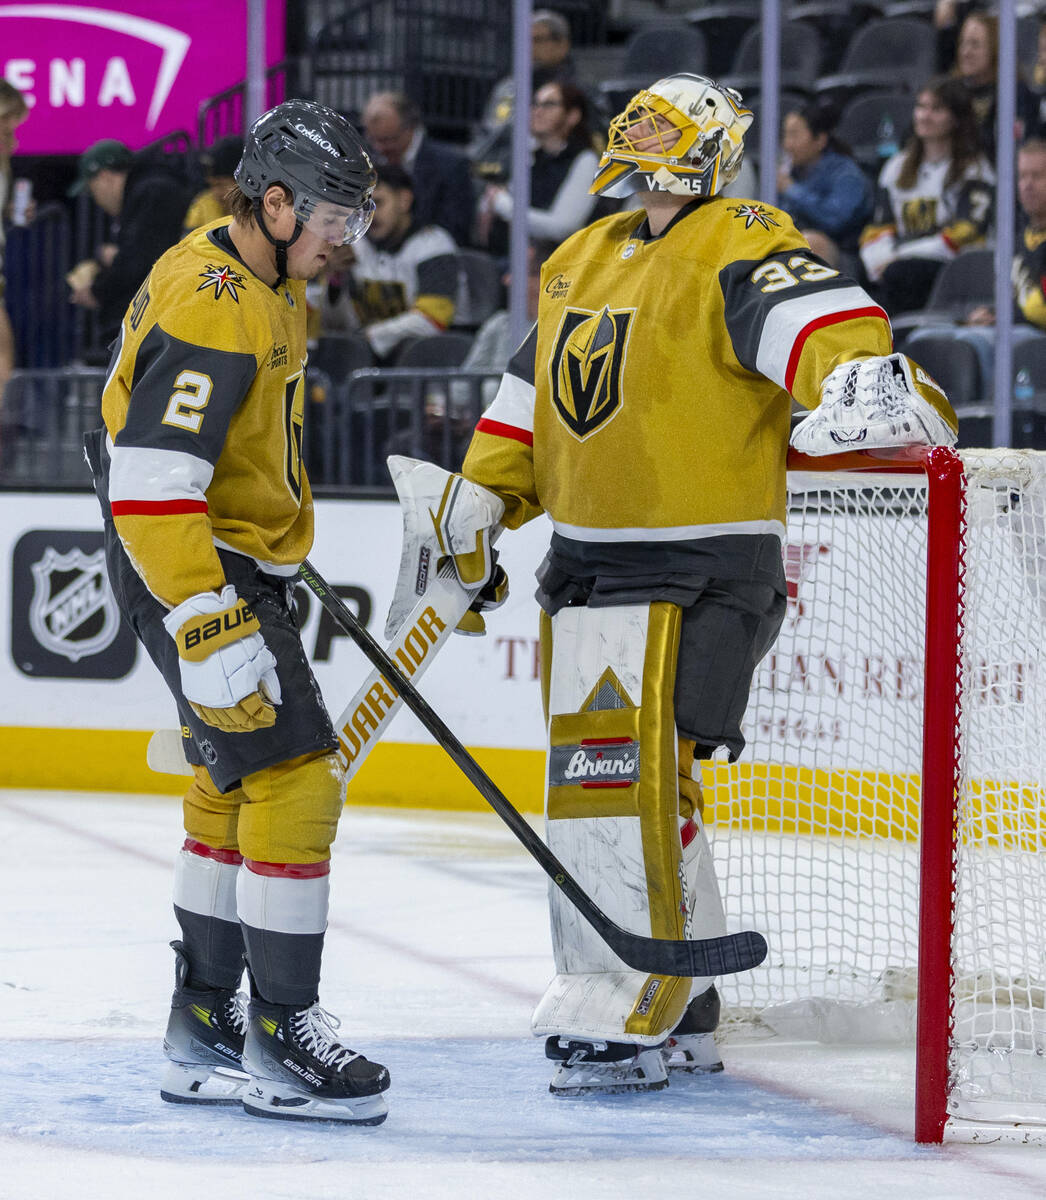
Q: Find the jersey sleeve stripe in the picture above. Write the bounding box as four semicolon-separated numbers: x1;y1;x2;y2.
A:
479;370;536;432
476;417;534;445
110;498;209;515
755;286;889;390
783;305;889;393
108;442;214;505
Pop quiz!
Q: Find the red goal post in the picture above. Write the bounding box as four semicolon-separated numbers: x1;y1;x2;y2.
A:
705;446;1046;1144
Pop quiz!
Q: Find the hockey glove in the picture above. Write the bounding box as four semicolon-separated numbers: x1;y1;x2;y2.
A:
455;560;509;637
790;353;958;456
163;585;282;733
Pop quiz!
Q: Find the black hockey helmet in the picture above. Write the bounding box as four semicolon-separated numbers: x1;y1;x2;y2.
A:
236;99;376;281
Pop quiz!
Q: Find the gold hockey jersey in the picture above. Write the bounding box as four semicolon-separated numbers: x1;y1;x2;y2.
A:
462;197;896;582
99;219;310;607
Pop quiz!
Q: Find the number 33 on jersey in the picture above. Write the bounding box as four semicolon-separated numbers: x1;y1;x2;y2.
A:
99;219;310;607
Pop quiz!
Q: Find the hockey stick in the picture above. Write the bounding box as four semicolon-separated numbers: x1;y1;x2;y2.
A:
298;557;768;979
144;562;475;780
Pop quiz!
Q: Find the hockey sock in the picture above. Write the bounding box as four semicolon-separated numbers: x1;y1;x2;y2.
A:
173;838;245;990
237;858;329;1006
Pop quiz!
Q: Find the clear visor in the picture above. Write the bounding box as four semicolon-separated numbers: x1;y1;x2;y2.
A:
295;196;375;245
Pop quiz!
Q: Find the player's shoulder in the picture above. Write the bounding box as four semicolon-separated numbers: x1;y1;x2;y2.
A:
145;222;272;356
687;196;806;263
547;208;646;264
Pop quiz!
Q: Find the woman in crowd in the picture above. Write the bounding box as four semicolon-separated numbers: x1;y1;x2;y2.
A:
477;81;600;258
949;10;1036;156
859;76;994;316
776;100;874;267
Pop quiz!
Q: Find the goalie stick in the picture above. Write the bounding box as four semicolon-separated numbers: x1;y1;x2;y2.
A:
298;557;769;980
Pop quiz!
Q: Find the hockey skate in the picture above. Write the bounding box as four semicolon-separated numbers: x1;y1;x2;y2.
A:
546;1036;669;1096
241;996;390;1125
160;941;250;1105
662;984;724;1074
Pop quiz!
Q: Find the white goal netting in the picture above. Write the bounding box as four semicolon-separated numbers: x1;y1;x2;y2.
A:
704;449;1046;1129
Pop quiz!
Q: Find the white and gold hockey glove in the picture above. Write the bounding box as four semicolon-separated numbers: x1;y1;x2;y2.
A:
790;353;958;457
163;585;282;733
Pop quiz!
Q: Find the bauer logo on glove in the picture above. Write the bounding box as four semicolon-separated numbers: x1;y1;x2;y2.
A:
176;598;259;662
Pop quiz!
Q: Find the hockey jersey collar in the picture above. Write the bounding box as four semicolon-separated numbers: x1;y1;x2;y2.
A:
630;197;707;242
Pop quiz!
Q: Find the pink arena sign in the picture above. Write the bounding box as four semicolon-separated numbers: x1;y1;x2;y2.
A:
0;1;285;154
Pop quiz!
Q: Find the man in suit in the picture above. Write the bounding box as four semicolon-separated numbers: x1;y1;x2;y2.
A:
362;91;475;247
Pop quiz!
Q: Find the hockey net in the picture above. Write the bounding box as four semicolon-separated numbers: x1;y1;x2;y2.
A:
703;447;1046;1143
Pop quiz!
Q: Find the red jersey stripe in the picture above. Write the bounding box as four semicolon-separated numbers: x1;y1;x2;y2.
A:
110;499;209;516
182;837;243;865
244;857;331;879
476;417;534;446
784;306;890;393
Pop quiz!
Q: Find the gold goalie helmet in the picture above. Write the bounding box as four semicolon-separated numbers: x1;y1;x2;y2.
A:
590;73;754;200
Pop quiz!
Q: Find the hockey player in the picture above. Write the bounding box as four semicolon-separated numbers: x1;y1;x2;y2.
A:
454;74;958;1095
84;100;390;1125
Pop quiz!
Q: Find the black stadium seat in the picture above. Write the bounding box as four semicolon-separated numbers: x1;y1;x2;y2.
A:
598;24;708;115
721;21;824;98
813;17;937;106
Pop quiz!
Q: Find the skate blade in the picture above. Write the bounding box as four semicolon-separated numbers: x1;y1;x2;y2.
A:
550;1077;670;1097
665;1057;725;1074
161;1060;250;1105
242;1079;389;1126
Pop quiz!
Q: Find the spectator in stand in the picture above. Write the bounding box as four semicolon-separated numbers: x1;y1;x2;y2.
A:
319;163;458;361
930;138;1046;386
776;100;874;268
859;77;994;317
183;136;243;233
361;91;474;247
476;81;600;258
67;139;191;358
948;10;1037;158
0;80;29;410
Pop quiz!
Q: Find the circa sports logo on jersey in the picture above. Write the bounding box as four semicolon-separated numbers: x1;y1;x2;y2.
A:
728;203;780;232
197;264;246;303
11;530;137;680
548;305;634;440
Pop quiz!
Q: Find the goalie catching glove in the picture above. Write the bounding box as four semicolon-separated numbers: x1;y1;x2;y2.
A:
790;353;958;456
163;585;281;732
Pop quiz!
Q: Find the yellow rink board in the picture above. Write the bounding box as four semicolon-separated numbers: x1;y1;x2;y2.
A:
3;728;1042;848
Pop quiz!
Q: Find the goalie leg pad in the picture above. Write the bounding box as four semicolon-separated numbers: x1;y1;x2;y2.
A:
532;602;694;1046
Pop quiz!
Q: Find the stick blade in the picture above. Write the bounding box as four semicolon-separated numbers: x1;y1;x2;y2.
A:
609;928;768;978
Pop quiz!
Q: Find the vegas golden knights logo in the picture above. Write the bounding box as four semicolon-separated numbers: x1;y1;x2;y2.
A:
549;306;633;440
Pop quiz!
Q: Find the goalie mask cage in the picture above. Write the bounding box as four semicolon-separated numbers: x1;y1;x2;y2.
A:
705;446;1046;1144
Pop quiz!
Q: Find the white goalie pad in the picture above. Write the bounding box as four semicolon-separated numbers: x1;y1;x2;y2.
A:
531;602;726;1046
385;456;504;638
790;353;958;456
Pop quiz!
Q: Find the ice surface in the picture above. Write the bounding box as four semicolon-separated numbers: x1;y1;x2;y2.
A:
3;790;1046;1200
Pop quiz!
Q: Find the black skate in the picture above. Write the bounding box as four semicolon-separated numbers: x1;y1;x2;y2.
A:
241;997;390;1125
160;941;250;1105
546;1036;669;1096
663;984;724;1073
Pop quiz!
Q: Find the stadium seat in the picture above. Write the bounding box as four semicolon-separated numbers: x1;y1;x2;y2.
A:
311;333;374;386
686;2;761;73
448;250;505;331
787;0;886;72
902;328;984;407
597;24;708;115
835;91;913;177
891;249;996;334
721;20;824;97
395;331;475;368
813;18;936;106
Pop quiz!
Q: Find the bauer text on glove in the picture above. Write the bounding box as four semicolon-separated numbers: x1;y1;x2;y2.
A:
163;585;282;733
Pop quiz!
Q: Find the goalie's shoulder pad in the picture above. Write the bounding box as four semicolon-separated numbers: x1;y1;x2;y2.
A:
790;352;957;456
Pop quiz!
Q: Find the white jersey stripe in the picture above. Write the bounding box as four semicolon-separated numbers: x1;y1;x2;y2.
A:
552;517;786;543
755;286;885;390
481;370;536;433
107;438;213;504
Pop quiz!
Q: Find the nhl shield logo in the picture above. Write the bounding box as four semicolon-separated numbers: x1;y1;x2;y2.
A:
549;306;634;440
29;547;120;662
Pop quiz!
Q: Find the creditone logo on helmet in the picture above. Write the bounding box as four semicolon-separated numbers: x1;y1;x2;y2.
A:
590;73;753;201
292;123;341;156
548;305;634;440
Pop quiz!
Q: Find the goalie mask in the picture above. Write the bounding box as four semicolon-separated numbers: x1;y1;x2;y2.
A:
590;73;753;200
